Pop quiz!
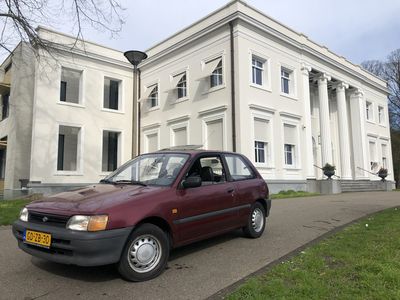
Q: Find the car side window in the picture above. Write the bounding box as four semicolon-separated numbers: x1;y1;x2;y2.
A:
186;155;227;185
224;154;256;181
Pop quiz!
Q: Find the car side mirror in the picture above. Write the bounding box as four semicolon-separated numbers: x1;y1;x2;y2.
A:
182;176;202;189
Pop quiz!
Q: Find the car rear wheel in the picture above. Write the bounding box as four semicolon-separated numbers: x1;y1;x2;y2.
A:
118;223;169;281
243;202;266;238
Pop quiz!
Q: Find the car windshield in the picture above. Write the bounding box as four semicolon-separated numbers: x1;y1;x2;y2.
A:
102;153;190;187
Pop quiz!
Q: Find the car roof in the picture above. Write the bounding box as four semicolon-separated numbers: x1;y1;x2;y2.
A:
153;146;240;156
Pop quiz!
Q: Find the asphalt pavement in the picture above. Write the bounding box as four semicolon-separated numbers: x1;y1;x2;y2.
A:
1;191;399;300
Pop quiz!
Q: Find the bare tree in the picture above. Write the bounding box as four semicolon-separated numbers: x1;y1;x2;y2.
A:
360;60;385;78
0;0;126;58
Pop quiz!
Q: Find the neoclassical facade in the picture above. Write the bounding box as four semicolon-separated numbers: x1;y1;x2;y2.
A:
138;0;393;192
0;1;394;196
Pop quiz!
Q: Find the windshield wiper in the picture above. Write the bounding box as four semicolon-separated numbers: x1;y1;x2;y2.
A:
115;180;147;186
100;179;117;184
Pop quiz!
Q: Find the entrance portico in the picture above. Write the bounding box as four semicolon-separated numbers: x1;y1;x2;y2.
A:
304;67;371;182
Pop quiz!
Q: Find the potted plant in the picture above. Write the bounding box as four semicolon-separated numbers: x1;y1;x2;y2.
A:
377;167;388;182
322;163;336;180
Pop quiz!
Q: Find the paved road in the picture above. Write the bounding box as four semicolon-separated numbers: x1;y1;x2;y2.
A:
1;192;399;300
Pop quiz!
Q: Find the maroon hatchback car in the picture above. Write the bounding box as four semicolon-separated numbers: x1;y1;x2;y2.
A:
13;149;271;281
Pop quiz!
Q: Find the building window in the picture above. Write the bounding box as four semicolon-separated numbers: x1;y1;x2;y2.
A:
60;82;67;102
252;58;263;85
172;126;187;147
378;106;385;125
205;118;224;150
280;64;297;98
0;137;7;179
283;124;297;166
366;101;373;122
149;85;158;108
281;70;290;94
284;144;294;165
102;131;120;172
2;93;9;120
255;142;266;163
197;54;225;93
381;144;388;169
310;93;316;117
139;81;160;109
145;132;158;153
177;75;187;99
369;141;378;171
164;71;188;103
60;67;82;104
253;118;269;165
210;60;223;88
57;125;81;171
104;78;120;110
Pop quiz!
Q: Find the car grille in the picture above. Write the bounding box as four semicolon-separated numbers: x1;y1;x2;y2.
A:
28;211;70;227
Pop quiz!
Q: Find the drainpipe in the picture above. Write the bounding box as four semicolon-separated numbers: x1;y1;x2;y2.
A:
229;21;237;152
138;69;141;156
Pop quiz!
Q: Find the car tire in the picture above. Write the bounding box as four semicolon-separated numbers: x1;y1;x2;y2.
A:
117;223;169;282
243;202;266;238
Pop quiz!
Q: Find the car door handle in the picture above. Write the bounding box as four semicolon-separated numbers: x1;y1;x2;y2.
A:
227;188;234;193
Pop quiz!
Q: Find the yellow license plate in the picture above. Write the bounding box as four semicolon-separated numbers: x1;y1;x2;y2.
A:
23;230;51;248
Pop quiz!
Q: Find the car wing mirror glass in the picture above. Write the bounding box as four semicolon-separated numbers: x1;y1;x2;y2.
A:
182;176;202;189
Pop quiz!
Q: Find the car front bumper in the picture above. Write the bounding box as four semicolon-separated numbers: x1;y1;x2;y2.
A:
13;220;133;266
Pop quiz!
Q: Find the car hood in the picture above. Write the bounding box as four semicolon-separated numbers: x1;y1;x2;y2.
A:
25;184;164;216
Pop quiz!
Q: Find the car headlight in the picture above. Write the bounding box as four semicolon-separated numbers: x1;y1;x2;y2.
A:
66;215;109;231
19;207;29;222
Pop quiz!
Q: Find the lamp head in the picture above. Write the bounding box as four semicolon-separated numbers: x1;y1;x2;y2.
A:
124;50;148;66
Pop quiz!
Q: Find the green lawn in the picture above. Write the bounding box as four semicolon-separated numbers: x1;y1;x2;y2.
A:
0;199;32;226
270;190;322;199
227;207;400;300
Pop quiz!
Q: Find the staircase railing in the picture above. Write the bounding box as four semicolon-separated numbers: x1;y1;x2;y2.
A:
357;166;381;178
314;165;341;179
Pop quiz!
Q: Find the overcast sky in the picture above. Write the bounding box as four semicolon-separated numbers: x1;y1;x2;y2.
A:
75;0;400;66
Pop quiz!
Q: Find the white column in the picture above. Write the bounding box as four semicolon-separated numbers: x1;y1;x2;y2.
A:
301;63;315;179
335;82;352;180
349;89;369;179
317;73;332;166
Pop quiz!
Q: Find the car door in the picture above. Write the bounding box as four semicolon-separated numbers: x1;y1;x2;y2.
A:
223;153;262;222
176;154;239;243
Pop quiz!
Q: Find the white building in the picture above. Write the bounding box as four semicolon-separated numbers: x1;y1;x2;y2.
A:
0;28;135;196
138;0;394;193
0;0;394;196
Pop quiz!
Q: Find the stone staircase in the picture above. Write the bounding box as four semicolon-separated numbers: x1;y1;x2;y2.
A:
341;180;383;193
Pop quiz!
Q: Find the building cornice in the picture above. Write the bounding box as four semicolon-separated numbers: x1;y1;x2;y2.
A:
198;105;228;116
279;111;302;120
167;115;191;124
249;104;276;115
140;8;389;95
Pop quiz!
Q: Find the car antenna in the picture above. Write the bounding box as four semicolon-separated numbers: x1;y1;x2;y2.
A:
202;130;215;148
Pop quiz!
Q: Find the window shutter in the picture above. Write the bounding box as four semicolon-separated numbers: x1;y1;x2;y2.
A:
284;124;296;145
254;119;268;142
206;120;223;150
147;134;158;153
174;128;187;146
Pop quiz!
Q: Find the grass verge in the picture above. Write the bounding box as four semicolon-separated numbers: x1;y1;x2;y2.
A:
0;200;32;226
270;190;322;199
226;207;400;300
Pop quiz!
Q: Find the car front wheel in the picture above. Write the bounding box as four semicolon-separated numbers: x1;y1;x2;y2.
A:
118;223;169;281
243;202;266;238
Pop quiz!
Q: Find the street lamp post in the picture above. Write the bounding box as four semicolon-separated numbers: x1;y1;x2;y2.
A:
124;50;147;158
